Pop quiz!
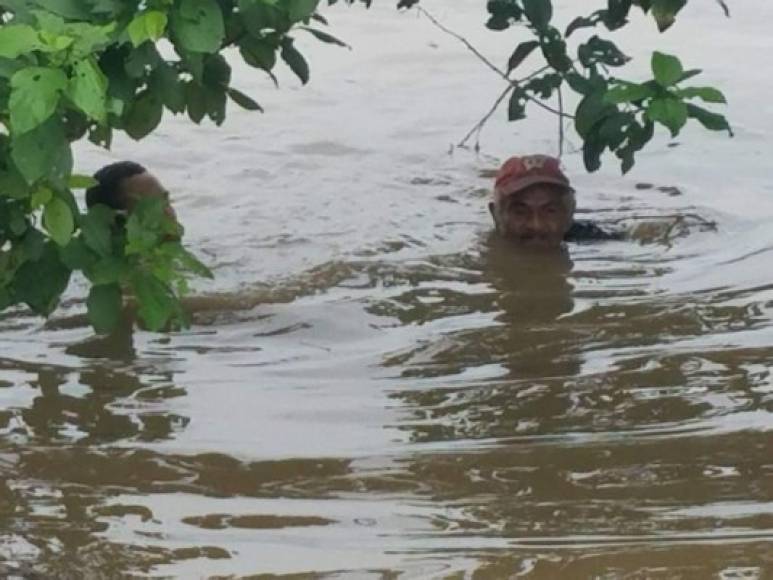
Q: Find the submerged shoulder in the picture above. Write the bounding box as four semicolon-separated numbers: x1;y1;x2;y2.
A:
564;220;625;242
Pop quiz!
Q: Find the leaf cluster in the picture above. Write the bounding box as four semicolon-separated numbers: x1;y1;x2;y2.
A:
0;0;339;332
483;0;732;172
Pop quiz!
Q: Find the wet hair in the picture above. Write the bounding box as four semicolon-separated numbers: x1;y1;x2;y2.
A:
85;161;147;209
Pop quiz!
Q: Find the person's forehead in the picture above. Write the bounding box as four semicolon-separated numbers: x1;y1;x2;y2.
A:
121;172;165;196
509;185;567;205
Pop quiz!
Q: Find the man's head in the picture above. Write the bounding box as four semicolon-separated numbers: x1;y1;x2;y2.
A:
86;161;174;217
489;155;575;248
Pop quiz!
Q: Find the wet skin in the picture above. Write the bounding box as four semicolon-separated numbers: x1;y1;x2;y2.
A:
490;184;574;248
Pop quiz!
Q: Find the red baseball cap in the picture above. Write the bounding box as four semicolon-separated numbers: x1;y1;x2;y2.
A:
493;155;573;204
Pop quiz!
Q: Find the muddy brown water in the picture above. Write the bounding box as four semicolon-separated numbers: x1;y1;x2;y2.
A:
1;1;773;578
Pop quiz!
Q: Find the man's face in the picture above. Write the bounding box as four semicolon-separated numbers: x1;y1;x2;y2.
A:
120;171;177;220
492;184;574;248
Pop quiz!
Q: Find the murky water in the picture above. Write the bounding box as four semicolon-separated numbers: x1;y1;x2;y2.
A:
2;1;773;578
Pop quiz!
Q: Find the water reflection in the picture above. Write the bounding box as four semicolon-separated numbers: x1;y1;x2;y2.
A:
374;233;773;577
0;226;772;577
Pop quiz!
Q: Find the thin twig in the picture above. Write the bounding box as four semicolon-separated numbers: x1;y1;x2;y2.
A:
458;84;513;149
417;6;573;120
557;86;565;159
457;64;554;149
417;6;505;80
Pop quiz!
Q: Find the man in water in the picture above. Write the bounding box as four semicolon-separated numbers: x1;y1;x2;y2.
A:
85;160;176;220
489;154;620;247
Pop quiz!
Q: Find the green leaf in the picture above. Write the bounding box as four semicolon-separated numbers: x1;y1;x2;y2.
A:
606;0;633;28
68;174;98;189
87;283;123;334
604;82;655;104
575;91;615;138
150;62;186;114
646;96;688;136
525;73;561;99
678;68;702;83
578;36;629;68
174;244;213;279
614;119;654;174
10;67;68;135
131;271;179;331
651;51;683;87
11;117;73;184
30;186;53;209
686;103;733;136
185;81;207;123
507;40;539;74
486;0;523;30
565;15;598;37
67;58;109;123
599;111;634;149
123;90;163;140
59;237;98;270
280;39;310;85
523;0;552;30
202;53;231;89
508;87;528;121
651;0;686;31
127;10;168;47
68;22;116;60
125;42;163;79
43;197;75;246
239;36;278;73
81;205;115;257
227;88;263;111
0;168;30;199
12;242;71;315
677;86;726;104
125;197;177;255
85;256;127;285
565;72;594;95
0;25;43;58
239;0;285;36
1;201;29;237
300;27;348;47
540;28;572;72
172;0;225;54
204;85;227;125
583;130;605;172
289;0;320;22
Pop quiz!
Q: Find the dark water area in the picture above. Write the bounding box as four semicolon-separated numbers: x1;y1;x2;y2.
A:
1;0;773;578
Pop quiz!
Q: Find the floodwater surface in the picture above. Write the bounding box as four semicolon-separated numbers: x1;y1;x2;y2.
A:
1;1;773;578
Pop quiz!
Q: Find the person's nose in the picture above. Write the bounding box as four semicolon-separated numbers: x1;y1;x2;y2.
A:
528;212;544;232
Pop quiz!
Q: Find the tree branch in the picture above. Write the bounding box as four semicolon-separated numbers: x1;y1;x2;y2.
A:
458;84;513;150
457;64;558;150
558;86;565;159
417;7;574;120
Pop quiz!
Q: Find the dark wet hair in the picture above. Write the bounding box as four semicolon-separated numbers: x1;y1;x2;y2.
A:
85;161;147;209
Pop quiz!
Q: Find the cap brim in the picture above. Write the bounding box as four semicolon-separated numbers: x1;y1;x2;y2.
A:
495;175;574;198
